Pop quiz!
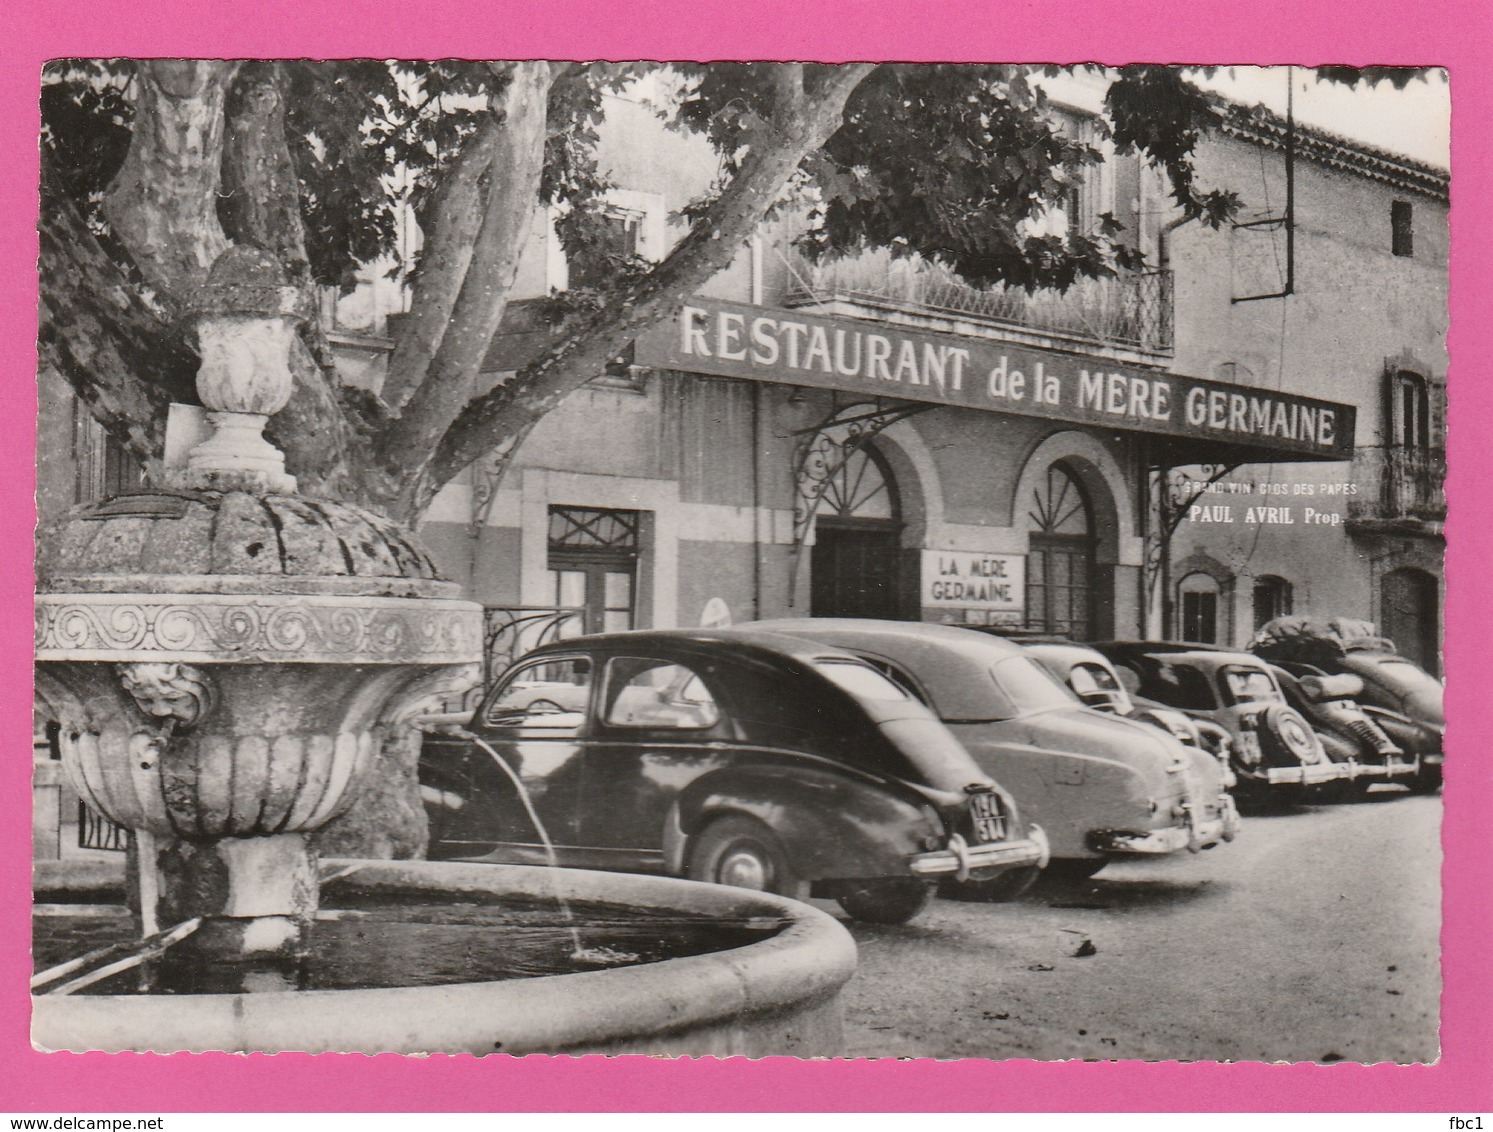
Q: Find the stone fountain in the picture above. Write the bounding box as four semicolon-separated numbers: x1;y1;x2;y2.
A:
32;247;855;1054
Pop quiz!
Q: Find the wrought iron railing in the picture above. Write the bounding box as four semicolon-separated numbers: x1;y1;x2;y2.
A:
784;249;1174;355
432;606;587;713
483;606;586;683
1347;447;1446;525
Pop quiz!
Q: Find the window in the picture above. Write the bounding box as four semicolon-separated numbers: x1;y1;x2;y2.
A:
568;209;643;290
1046;112;1119;240
848;656;931;705
1393;371;1431;451
595;340;644;390
483;656;592;729
73;401;144;503
1252;575;1294;630
1179;572;1221;644
1066;662;1132;714
1391;200;1414;258
1025;463;1096;638
1137;661;1216;713
548;507;640;635
603;658;720;730
989;656;1076;716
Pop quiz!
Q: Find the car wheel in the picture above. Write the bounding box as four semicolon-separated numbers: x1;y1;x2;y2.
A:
1407;762;1443;794
685;816;805;898
1038;858;1107;885
1258;704;1322;764
939;865;1042;903
836;878;934;924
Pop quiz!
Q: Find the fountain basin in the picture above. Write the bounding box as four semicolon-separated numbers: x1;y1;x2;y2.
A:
33;858;858;1056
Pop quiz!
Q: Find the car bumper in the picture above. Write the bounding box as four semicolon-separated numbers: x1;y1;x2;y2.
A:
1334;757;1420;781
1256;761;1352;785
909;825;1050;881
1089;794;1241;856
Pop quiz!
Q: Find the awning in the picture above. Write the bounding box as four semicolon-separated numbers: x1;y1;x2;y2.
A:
635;297;1356;464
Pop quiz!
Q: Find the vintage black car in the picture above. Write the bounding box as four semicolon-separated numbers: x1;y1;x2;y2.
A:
1089;642;1352;804
1251;616;1444;792
418;628;1049;923
1264;665;1423;795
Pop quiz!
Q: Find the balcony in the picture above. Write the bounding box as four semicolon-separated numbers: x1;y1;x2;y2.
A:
1347;447;1446;533
783;249;1174;357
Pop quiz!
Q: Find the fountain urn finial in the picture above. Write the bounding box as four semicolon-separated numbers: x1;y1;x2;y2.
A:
178;244;310;495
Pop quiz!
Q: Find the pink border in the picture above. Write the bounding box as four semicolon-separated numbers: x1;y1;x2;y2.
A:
5;0;1489;1112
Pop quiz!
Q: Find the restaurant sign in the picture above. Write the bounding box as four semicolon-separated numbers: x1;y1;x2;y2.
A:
920;550;1025;614
635;298;1355;459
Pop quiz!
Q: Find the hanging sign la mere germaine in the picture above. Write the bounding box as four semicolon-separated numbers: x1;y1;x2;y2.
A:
635;298;1355;460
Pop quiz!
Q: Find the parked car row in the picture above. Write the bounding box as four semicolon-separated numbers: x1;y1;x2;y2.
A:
1020;623;1443;804
416;616;1439;925
416;619;1260;924
747;620;1239;888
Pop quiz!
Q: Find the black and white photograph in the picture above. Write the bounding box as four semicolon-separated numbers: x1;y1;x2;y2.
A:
31;59;1447;1064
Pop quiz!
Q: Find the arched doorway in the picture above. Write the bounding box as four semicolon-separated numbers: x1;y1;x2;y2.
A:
1179;572;1222;644
810;442;904;618
1024;462;1097;638
1381;567;1440;676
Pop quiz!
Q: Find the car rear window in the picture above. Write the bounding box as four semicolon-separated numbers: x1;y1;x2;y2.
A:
1067;662;1134;713
813;659;914;703
1222;665;1282;705
989;655;1075;715
1134;660;1216;713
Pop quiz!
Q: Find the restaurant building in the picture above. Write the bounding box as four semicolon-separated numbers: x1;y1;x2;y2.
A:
404;85;1444;675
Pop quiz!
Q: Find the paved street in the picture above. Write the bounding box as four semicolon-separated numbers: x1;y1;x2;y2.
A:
831;791;1441;1063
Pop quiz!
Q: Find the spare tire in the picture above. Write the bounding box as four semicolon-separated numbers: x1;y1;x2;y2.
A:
1257;703;1323;765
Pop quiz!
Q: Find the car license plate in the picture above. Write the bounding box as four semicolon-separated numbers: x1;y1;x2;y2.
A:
968;791;1005;844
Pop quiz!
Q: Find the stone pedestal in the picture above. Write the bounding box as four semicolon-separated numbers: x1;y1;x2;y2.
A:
151;833;317;933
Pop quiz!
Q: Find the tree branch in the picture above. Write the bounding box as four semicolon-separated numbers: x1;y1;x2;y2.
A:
771;62;806;112
380;114;505;409
38;169;198;477
102;60;240;304
411;62;877;518
221;61;342;373
255;339;366;502
213;60;367;498
221;63;312;283
377;62;553;488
